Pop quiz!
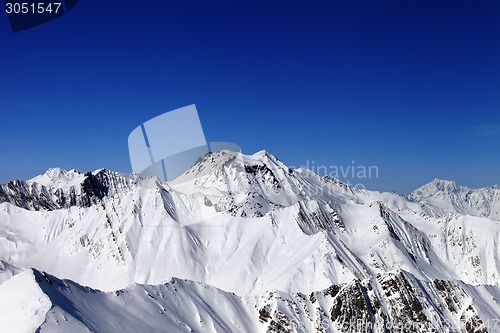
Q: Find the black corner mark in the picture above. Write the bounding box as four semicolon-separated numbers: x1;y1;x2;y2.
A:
4;0;79;33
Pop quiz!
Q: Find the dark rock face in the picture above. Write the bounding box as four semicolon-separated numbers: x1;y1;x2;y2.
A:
0;169;135;211
258;272;491;333
0;180;60;210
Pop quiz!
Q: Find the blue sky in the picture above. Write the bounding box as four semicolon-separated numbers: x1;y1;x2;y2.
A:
1;1;499;193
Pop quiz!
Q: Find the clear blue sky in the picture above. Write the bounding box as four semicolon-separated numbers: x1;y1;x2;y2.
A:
1;1;499;193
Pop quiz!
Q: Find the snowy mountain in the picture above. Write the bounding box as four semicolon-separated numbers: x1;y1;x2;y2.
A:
0;150;499;332
408;178;500;221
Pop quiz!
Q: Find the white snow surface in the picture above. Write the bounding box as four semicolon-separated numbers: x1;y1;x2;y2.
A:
0;270;51;333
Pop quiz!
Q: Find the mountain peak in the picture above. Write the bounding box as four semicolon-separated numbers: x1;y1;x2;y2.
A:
30;167;84;188
170;150;288;185
410;178;464;195
429;178;460;191
45;167;68;176
407;178;500;221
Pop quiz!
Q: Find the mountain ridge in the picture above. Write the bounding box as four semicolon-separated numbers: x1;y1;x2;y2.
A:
0;150;499;332
408;177;500;221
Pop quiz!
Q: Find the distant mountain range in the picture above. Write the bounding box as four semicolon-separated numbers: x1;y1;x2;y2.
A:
0;151;499;332
408;178;500;221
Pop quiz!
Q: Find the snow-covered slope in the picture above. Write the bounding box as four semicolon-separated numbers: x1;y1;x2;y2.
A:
0;269;51;333
6;268;500;333
0;150;499;332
